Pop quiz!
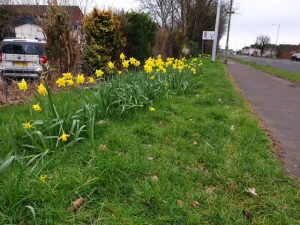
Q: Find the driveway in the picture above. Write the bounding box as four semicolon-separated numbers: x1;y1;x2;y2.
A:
227;61;300;180
233;55;300;74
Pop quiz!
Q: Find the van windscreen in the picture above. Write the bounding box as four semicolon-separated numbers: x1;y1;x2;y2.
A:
0;42;45;55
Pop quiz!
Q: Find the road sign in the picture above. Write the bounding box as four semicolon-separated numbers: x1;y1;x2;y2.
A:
202;31;215;40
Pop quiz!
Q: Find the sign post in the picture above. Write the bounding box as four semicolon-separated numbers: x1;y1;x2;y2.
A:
202;31;215;54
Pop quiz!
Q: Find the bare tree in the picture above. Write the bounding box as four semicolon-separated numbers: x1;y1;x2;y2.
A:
138;0;180;30
255;35;271;57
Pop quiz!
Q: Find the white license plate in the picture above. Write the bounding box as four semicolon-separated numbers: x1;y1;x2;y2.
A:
14;62;29;67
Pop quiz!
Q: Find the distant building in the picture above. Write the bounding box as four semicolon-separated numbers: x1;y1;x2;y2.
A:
0;5;83;40
241;45;274;57
277;44;300;59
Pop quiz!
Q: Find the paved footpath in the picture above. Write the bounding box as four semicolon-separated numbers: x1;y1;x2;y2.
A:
227;61;300;179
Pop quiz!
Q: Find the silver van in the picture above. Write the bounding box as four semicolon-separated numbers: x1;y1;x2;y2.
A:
0;38;48;80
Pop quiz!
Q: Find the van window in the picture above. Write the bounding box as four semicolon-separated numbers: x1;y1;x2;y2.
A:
0;42;45;55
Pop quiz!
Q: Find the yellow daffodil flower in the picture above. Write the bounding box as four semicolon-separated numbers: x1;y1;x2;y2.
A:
118;71;122;75
59;132;70;142
56;77;66;87
62;72;73;80
32;103;42;112
37;83;47;96
18;79;27;91
39;174;48;183
191;68;196;75
144;64;153;74
76;74;85;85
23;122;33;129
120;53;126;60
89;77;95;84
122;60;130;69
149;107;156;112
108;61;115;70
67;79;74;86
96;69;104;78
129;57;136;65
134;60;141;67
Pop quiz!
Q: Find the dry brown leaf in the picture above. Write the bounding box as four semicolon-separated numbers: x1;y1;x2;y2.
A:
191;200;200;208
177;200;184;207
99;144;108;152
151;175;158;182
144;144;152;149
245;187;257;197
205;186;216;194
96;120;107;125
243;208;252;221
67;197;86;212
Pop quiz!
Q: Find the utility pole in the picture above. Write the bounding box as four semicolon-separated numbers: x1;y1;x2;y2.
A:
272;24;280;58
224;0;234;64
212;0;222;62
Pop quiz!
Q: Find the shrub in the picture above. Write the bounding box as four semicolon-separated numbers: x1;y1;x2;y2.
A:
153;28;185;59
124;12;156;62
41;2;80;79
83;8;125;72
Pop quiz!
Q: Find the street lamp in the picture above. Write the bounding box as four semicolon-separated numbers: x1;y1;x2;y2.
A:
224;0;234;64
272;24;280;58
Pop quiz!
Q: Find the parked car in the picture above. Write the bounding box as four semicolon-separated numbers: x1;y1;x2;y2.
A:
291;53;300;61
0;38;48;80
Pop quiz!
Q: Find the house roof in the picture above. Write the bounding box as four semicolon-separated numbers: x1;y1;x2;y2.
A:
0;5;83;25
13;16;38;27
278;44;300;53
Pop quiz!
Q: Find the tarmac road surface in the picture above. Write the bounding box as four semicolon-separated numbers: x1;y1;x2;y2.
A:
232;55;300;74
228;60;300;180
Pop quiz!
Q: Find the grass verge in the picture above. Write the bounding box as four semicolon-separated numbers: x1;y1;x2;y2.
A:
232;57;300;84
0;59;299;224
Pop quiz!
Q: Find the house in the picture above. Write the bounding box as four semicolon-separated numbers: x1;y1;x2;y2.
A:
241;45;274;57
277;44;300;59
0;5;83;40
241;46;260;56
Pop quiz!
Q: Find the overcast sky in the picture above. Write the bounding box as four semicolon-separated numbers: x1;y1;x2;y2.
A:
92;0;300;50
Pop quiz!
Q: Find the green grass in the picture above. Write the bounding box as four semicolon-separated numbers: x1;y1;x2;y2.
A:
233;58;300;84
0;59;300;224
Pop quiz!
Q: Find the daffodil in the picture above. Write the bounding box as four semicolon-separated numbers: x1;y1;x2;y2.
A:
37;83;47;96
191;68;196;75
149;107;156;112
59;132;70;142
76;74;85;85
39;175;48;183
62;72;73;80
67;79;74;86
96;69;104;78
56;77;66;87
118;71;122;75
89;77;95;84
144;64;153;74
18;79;27;91
120;53;126;60
129;57;136;65
108;61;115;70
150;75;155;80
122;60;130;69
134;60;141;67
23;122;33;129
32;103;42;112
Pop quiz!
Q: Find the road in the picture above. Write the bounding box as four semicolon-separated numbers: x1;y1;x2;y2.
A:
232;55;300;74
228;61;300;180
